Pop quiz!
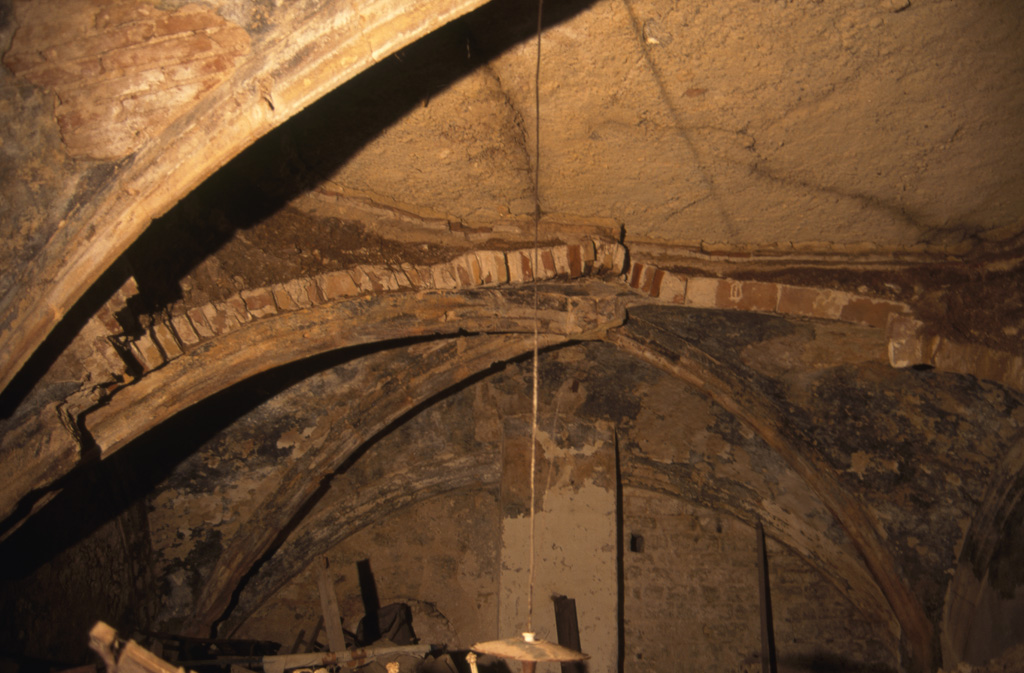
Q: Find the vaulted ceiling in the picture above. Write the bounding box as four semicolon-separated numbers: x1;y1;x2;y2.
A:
1;0;1023;671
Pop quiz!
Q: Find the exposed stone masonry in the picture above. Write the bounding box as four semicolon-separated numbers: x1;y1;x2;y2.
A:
3;1;252;160
627;260;1024;394
626;260;910;328
123;239;627;374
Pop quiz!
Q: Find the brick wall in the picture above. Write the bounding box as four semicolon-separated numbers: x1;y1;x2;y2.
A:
622;488;897;673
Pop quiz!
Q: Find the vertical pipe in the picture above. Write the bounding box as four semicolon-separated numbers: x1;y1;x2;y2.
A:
614;429;626;673
757;520;778;673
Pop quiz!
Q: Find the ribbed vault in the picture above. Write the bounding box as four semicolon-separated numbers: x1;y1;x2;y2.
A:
2;0;1024;671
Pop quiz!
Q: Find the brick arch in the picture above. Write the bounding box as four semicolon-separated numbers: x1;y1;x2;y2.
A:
187;333;537;635
219;461;897;655
887;314;1024;394
119;241;625;376
621;459;898;651
0;275;629;532
79;280;901;640
208;327;896;649
83;244;627;457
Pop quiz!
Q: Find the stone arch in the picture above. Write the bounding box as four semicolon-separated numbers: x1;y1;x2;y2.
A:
4;244;1012;673
942;429;1024;666
221;452;501;636
217;312;920;669
0;0;497;397
85;279;628;457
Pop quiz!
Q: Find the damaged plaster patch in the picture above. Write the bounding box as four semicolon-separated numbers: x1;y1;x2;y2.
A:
3;0;250;159
847;450;900;480
849;451;871;479
276;428;301;450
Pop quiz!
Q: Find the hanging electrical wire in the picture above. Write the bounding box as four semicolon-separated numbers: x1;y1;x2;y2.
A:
527;0;545;635
472;1;588;669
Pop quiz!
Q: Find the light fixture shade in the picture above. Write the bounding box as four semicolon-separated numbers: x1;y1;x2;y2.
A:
472;633;589;662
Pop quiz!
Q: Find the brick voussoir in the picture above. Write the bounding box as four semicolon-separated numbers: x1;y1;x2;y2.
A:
170;313;201;346
187;305;216;339
128;333;166;372
151;322;184;360
241;287;278;318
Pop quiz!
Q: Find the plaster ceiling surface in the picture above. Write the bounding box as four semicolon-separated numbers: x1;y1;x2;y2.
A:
291;0;1024;252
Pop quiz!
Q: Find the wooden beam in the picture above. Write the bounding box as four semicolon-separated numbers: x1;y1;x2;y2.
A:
317;556;346;652
552;595;585;673
261;644;430;673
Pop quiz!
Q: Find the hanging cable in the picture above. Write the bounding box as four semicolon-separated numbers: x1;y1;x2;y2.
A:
527;0;545;636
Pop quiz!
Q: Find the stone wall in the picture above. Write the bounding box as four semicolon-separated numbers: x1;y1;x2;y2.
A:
0;496;154;665
236;488;502;652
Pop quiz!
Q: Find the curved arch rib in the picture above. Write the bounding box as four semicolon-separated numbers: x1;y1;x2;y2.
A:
0;284;627;532
942;428;1024;665
622;455;897;649
84;286;626;456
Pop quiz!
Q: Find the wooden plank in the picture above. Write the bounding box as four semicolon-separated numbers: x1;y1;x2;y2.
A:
308;616;324;652
317;556;347;652
261;644;431;673
89;622;195;673
552;595;585;673
89;622;118;672
357;559;381;644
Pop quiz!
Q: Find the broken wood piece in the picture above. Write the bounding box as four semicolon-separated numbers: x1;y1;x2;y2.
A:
261;643;431;673
89;623;118;672
88;622;428;673
115;642;187;673
316;556;346;652
288;627;306;655
89;621;197;673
